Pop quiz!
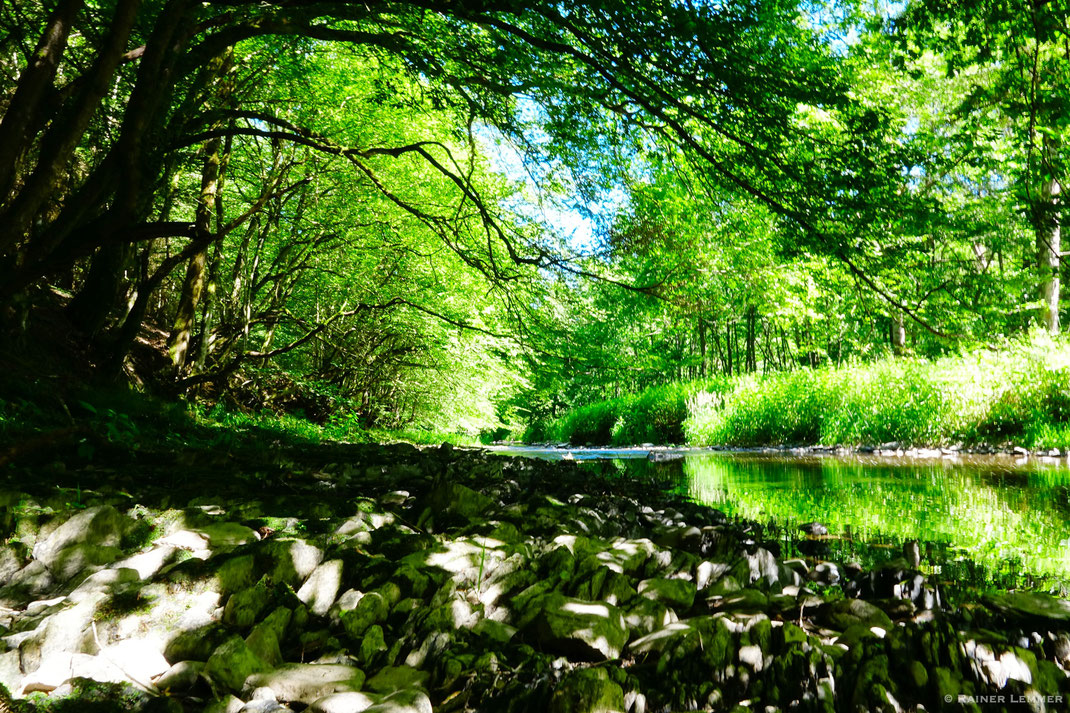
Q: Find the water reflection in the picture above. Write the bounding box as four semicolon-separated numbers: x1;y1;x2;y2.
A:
493;447;1070;593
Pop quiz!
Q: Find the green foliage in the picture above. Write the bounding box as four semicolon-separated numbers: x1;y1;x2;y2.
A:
539;333;1070;449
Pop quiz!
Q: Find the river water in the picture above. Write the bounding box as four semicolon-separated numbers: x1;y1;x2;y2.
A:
488;446;1070;594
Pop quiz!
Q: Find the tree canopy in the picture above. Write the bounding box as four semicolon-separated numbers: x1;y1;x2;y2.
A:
0;0;1066;433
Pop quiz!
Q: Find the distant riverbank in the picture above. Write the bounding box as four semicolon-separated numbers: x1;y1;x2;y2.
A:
524;335;1070;452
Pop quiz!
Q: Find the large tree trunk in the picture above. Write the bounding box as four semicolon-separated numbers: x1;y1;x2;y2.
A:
0;0;84;203
1037;173;1062;333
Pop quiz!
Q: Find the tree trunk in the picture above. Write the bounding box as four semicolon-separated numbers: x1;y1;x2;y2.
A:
1037;173;1062;333
891;312;906;355
167;49;232;373
0;0;84;203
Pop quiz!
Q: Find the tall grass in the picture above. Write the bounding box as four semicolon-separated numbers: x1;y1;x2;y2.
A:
533;334;1070;449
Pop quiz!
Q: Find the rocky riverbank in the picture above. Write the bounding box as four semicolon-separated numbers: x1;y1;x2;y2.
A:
1;444;1069;712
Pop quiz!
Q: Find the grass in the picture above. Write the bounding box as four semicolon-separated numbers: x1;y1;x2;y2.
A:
531;332;1070;449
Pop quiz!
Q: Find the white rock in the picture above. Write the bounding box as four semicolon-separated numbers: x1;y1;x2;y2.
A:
160;529;211;551
298;560;344;617
310;692;378;713
114;545;179;579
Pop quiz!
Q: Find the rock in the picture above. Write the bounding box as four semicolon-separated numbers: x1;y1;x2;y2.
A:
113;545;178;580
299;560;344;616
204;635;271;693
205;695;246;713
549;667;625;713
364;665;429;693
738;644;765;671
341;592;390;639
96;638;171;684
224;579;272;628
527;593;628;660
244;664;366;704
817;598;894;631
628;617;735;671
430;482;495;521
42;543;125;582
239;702;291;713
257;539;324;588
310;692;379;713
359;625;387;666
624;597;675;637
362;690;432;713
637;578;696;610
245;623;283;667
217;555;257;595
0;560;54;607
0;543;27;584
18;652;107;693
198;522;260;548
67;566;140;603
473;619;517;644
31;506;126;572
808;562;840;586
155;660;205;693
983;592;1070;624
164;622;229;663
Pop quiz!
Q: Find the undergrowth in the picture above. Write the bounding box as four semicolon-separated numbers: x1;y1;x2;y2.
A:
529;333;1070;449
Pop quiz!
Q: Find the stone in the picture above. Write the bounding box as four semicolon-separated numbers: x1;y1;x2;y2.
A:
310;692;379;713
257;539;324;588
624;597;675;637
299;560;344;617
359;625;388;666
0;543;26;583
155;660;205;693
473;619;518;644
239;701;290;713
817;598;894;631
164;622;229;664
112;545;178;580
527;593;628;661
363;689;432;713
204;635;271;693
217;555;257;595
637;578;696;610
245;623;283;667
244;664;366;704
97;638;171;684
67;566;140;603
341;592;389;639
31;506;126;570
198;522;260;548
41;543;124;582
224;580;272;628
983;592;1070;624
205;695;246;713
549;667;625;713
364;665;429;693
0;560;54;607
628;616;735;672
430;482;495;521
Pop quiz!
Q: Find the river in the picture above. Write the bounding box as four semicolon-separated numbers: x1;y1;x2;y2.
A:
488;446;1070;594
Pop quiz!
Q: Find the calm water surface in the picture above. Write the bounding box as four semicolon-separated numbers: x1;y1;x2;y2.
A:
489;446;1070;593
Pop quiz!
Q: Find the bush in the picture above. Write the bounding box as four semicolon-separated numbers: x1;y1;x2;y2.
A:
537;332;1070;449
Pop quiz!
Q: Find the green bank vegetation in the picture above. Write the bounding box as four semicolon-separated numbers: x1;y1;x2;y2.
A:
530;334;1070;450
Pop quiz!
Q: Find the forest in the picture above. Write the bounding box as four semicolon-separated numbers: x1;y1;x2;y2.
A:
1;0;1070;712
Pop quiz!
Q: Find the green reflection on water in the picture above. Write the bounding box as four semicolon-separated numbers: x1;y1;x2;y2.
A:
588;453;1070;592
